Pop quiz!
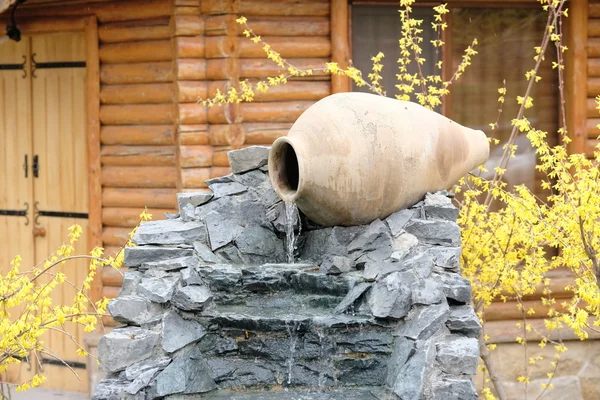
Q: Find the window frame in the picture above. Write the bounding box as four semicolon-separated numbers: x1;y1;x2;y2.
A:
347;0;551;118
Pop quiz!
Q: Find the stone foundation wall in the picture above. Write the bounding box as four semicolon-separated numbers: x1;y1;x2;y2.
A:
94;147;482;400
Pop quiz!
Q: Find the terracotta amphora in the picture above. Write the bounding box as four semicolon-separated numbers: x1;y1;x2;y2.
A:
268;92;489;227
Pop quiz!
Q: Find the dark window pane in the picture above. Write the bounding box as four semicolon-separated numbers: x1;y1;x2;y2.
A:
451;9;558;194
351;6;437;98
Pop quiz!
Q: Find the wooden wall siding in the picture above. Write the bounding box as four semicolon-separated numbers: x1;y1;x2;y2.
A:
95;0;178;310
174;0;332;191
588;2;600;156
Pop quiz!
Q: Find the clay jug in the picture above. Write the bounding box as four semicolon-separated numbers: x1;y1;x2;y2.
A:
268;92;489;227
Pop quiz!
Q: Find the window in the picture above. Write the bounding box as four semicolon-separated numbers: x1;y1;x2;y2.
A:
351;5;559;196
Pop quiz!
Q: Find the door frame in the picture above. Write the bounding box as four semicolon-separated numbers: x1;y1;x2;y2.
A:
0;15;102;303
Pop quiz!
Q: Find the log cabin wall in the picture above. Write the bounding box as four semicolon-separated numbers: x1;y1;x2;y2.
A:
175;0;332;192
588;2;600;153
0;0;179;325
96;0;179;321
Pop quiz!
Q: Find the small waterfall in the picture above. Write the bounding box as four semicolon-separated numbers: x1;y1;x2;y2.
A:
285;202;298;264
285;320;299;384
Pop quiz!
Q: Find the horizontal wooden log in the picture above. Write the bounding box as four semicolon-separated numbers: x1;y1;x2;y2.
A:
100;62;174;84
175;5;200;15
179;124;209;145
0;17;85;34
590;19;600;37
102;227;131;247
178;81;207;103
100;104;174;125
591;4;600;18
588;58;600;77
179;103;208;124
101;145;176;166
239;58;329;79
171;15;205;36
175;0;199;6
180;145;213;168
176;37;205;58
209;124;245;146
101;265;126;287
17;0;172;23
589;38;600;58
207;80;330;102
588;78;600;97
206;103;240;124
99;40;172;63
589;97;600;118
179;188;211;194
99;22;171;43
102;166;177;188
103;245;123;258
102;285;121;300
587;118;600;138
181;167;211;188
102;188;178;208
483;298;568;321
240;101;314;123
484;318;600;343
212;148;232;167
236;36;330;58
586;139;599;158
211;167;231;178
102;207;173;228
207;102;310;124
204;58;328;80
100;125;175;146
204;15;329;37
243;122;292;144
177;58;207;80
100;83;173;104
200;0;329;16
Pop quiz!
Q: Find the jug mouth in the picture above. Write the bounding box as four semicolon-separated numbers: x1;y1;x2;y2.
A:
269;137;303;203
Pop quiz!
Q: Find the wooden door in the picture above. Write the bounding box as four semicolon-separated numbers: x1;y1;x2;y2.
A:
31;32;89;393
0;34;36;387
0;32;90;392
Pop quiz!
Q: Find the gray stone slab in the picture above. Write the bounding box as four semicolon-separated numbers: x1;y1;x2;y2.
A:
126;355;172;380
98;327;160;373
155;348;216;396
385;209;416;236
432;378;478;400
404;219;461;247
436;336;479;375
368;271;414;319
394;301;449;341
198;388;381;400
133;220;207;246
124;246;193;268
172;285;213;311
142;256;198;271
162;310;207;353
446;305;481;338
435;272;472;303
137;274;179;303
227;146;270;173
209;181;247;199
108;295;164;325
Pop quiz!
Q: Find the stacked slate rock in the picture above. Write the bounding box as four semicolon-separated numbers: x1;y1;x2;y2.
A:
94;146;481;400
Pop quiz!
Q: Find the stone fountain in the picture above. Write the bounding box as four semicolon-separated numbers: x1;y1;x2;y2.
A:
93;94;486;400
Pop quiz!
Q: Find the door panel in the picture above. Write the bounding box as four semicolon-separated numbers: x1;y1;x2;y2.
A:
31;33;89;393
0;37;36;385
